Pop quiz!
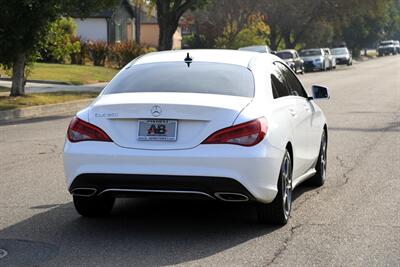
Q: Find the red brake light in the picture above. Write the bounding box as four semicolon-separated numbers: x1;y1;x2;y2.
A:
67;117;112;143
202;117;267;147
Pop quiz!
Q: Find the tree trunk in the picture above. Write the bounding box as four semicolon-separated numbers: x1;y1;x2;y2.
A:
283;32;291;49
352;47;361;58
269;27;280;51
283;31;297;49
158;18;177;51
10;53;26;97
135;4;141;44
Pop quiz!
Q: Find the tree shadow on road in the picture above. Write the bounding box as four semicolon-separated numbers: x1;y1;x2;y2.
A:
0;178;323;266
0;199;282;266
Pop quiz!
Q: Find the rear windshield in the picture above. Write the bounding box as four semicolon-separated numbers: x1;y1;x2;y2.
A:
300;49;322;56
103;62;255;97
331;48;348;55
276;52;293;59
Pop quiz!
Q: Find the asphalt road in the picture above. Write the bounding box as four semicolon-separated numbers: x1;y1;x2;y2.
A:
0;56;399;267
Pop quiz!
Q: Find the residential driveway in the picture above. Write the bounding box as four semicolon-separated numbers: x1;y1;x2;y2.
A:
0;56;399;266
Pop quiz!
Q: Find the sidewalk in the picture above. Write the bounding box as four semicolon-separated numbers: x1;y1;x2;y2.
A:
0;81;106;121
0;80;107;95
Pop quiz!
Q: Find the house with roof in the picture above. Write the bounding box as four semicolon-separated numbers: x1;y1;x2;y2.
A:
73;0;135;43
72;0;182;49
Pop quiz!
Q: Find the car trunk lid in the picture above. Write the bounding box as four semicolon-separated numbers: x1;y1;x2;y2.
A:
88;92;252;150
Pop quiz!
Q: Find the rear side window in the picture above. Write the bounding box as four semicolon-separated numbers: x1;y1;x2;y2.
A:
276;62;308;98
271;65;290;98
103;62;255;97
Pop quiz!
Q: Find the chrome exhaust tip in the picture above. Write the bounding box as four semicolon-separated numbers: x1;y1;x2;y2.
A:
71;188;97;197
214;192;249;202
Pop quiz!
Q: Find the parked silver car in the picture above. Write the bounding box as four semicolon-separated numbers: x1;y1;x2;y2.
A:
300;48;330;72
323;48;336;70
276;49;305;74
331;47;353;66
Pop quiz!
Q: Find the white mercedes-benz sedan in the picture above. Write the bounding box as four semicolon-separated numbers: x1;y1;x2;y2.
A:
63;49;330;225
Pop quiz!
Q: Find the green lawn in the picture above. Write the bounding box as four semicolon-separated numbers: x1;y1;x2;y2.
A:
0;91;98;111
0;63;119;85
366;50;377;58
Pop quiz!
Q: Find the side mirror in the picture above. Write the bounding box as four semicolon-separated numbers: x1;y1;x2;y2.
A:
311;85;330;100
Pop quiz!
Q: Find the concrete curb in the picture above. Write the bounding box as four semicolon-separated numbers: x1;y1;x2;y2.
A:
0;77;70;85
0;99;93;122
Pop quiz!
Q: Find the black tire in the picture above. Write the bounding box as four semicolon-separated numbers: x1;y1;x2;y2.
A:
257;150;292;225
73;195;115;217
308;131;327;186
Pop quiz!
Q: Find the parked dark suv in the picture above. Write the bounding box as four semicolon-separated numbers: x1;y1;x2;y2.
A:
377;40;397;56
276;50;304;74
395;41;400;54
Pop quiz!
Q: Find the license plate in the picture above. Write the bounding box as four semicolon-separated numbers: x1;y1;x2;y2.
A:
138;120;177;141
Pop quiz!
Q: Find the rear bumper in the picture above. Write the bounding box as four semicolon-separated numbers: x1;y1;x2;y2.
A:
304;61;323;71
69;174;256;201
335;58;349;64
378;48;395;54
63;140;285;203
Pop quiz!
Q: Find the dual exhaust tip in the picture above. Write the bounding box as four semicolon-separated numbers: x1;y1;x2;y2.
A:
71;188;249;202
214;192;249;202
71;188;97;197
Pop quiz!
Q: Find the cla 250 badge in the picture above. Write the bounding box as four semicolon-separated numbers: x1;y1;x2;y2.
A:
95;113;118;118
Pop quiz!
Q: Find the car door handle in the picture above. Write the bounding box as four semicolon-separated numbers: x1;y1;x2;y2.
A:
289;108;296;116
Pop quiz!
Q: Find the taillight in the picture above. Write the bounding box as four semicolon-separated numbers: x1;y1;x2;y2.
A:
67;117;112;143
202;117;267;147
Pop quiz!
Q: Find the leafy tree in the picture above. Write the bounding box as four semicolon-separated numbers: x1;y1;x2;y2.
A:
39;17;80;63
331;0;393;56
381;0;400;40
186;0;261;49
301;19;335;49
215;14;270;49
259;0;328;50
0;0;118;96
257;0;399;53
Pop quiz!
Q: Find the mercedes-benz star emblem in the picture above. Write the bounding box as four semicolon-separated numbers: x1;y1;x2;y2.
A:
151;105;162;117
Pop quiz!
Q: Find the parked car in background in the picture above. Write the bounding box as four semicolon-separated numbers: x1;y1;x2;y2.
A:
377;40;397;56
300;48;330;72
323;48;336;70
239;45;273;53
331;47;353;66
394;40;400;53
276;50;304;74
64;49;330;225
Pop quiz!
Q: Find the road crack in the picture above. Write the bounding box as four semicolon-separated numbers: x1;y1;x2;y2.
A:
265;224;302;266
334;110;400;188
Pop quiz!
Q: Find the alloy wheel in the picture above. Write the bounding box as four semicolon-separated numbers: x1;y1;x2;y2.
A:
320;133;327;182
282;153;292;219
